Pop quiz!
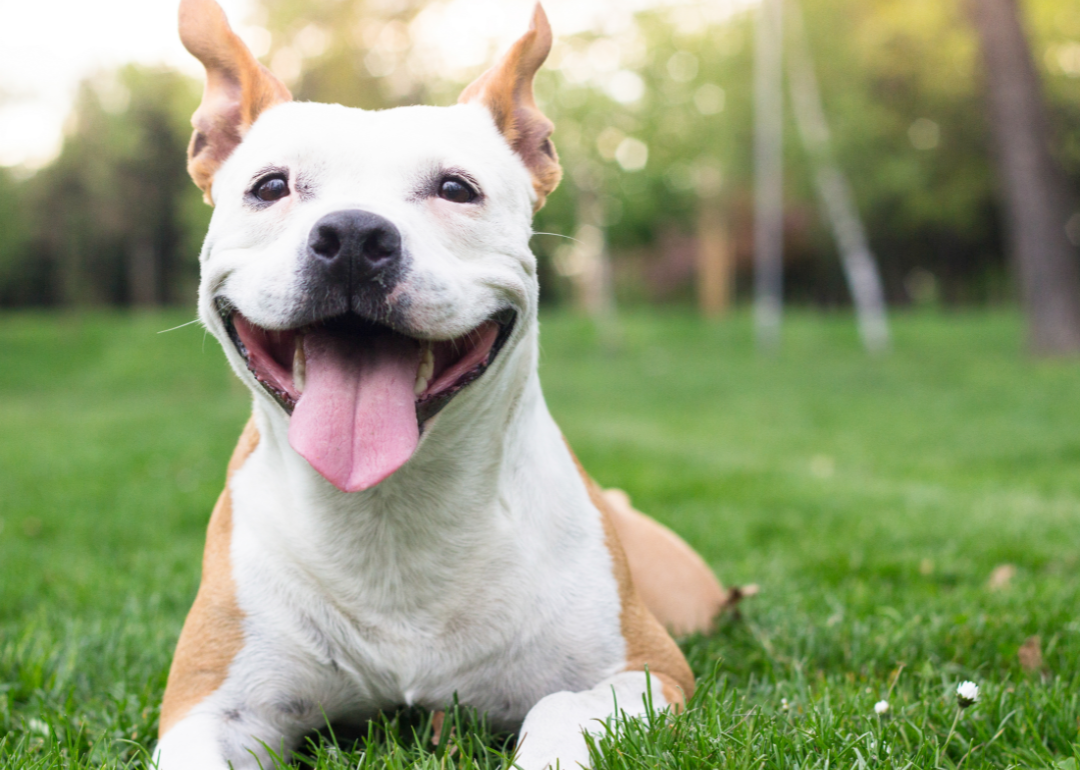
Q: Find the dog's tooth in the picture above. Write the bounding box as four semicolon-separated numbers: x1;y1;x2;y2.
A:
412;343;434;396
419;343;434;382
294;335;306;394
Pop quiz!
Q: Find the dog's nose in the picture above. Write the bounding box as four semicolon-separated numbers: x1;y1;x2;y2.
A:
307;210;402;286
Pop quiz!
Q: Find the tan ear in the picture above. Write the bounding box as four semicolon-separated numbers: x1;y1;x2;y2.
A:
179;0;292;203
458;3;561;210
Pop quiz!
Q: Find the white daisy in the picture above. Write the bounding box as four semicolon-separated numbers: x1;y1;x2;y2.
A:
956;681;979;708
874;699;889;715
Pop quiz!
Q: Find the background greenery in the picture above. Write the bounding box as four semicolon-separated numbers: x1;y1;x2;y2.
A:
0;0;1079;308
2;0;1078;766
1;309;1078;767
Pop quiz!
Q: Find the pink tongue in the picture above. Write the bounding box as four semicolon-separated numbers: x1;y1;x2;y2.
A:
289;330;420;492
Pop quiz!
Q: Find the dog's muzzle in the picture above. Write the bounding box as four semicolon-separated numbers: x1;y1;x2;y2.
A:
215;208;518;493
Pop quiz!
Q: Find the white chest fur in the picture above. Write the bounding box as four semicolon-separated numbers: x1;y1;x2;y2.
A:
221;377;627;731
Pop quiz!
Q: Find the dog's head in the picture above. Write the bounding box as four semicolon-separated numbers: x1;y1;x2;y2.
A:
180;0;561;493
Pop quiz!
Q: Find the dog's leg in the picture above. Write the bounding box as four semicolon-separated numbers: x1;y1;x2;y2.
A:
602;488;734;635
154;708;290;770
514;669;676;770
520;451;703;769
156;698;331;770
154;711;232;770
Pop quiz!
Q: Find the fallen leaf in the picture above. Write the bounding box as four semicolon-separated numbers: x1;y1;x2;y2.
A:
430;711;445;746
1018;635;1043;674
430;711;459;755
987;564;1016;591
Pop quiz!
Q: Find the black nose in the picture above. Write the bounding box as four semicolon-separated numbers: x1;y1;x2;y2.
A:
307;210;402;287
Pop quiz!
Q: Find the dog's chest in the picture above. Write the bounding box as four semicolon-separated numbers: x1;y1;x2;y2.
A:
222;450;627;726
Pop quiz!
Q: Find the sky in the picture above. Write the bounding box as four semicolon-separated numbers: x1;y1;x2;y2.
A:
0;0;732;170
0;0;251;167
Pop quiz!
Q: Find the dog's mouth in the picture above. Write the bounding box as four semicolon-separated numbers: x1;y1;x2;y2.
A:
220;302;515;493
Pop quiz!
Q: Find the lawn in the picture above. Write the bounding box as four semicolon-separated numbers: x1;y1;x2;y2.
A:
1;309;1078;769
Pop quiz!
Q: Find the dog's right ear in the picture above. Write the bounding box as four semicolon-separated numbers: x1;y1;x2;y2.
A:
179;0;291;204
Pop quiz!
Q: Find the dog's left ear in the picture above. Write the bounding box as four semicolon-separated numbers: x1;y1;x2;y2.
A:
458;3;562;210
179;0;292;204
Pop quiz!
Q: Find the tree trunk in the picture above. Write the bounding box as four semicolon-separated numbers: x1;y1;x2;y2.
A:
753;0;784;349
968;0;1080;355
568;191;615;319
128;239;160;306
787;0;890;354
562;188;620;349
696;199;733;318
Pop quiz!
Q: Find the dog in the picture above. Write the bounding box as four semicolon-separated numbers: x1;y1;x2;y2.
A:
154;1;736;767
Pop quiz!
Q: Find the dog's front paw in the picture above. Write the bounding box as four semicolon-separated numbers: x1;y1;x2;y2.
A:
514;690;598;770
514;671;674;769
154;712;259;770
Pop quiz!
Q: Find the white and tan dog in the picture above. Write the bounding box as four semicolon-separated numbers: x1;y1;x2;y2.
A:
155;1;735;767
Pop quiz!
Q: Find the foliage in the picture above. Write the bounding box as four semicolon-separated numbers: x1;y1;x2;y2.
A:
1;66;207;308
0;0;1078;308
531;0;1075;305
255;0;427;108
2;309;1080;767
0;168;32;305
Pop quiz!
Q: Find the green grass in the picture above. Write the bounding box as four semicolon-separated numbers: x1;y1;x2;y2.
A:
1;309;1079;769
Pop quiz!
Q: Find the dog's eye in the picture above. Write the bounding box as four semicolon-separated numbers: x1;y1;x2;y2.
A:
438;177;477;204
254;176;289;202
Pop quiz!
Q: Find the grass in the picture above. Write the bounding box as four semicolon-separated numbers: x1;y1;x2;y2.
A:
1;308;1079;769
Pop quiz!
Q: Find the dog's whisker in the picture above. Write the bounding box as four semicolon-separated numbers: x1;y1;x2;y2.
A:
531;232;582;245
158;319;202;334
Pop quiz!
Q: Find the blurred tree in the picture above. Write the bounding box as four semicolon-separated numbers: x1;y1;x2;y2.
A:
256;0;427;107
754;0;784;347
968;0;1080;355
531;6;755;304
15;65;208;308
0;0;1077;316
531;0;1013;309
0;168;36;306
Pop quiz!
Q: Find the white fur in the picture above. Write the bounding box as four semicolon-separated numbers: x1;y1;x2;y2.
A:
156;99;672;770
517;671;669;769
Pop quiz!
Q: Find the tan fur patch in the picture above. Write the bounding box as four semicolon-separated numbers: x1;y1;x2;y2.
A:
458;4;562;210
179;0;292;203
159;419;260;737
566;447;696;700
652;672;688;712
602;488;730;636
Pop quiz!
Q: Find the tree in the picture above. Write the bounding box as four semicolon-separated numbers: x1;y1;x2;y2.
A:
0;168;37;306
17;66;206;307
968;0;1080;354
1;0;1078;315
